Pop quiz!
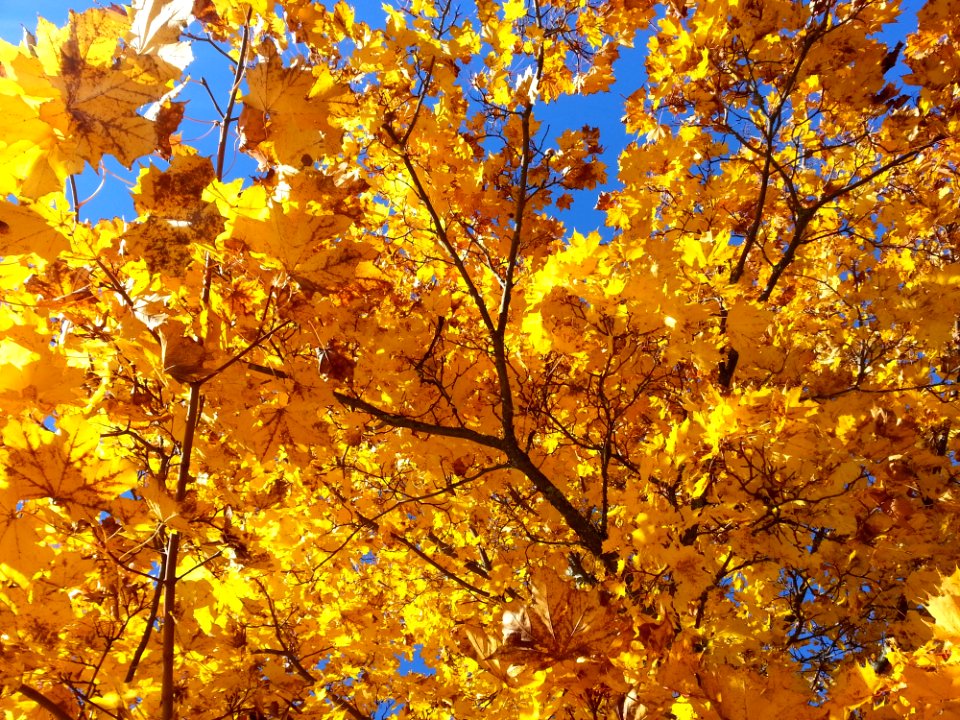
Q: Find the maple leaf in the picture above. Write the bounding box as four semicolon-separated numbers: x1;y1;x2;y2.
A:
0;491;57;582
925;569;960;642
0;301;89;414
127;0;195;72
124;155;223;274
241;46;350;167
522;569;630;661
229;170;374;293
158;320;213;382
0;199;71;262
32;8;175;169
1;415;138;517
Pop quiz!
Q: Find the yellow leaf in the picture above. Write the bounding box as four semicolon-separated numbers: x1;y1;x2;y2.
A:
127;0;194;71
2;415;137;515
0;199;70;262
671;697;698;720
194;604;215;634
926;570;960;640
503;0;526;21
32;9;173;167
690;48;710;80
243;46;347;166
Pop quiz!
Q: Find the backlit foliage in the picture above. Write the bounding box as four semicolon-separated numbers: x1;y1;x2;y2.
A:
1;0;959;717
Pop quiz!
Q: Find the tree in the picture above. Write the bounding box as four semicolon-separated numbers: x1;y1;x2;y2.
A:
0;0;958;717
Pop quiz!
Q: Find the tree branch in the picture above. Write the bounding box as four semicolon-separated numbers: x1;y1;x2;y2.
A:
160;381;203;720
333;392;505;451
759;139;942;301
215;9;252;181
390;532;492;598
125;549;167;682
503;443;611;569
16;684;74;720
493;77;539;441
384;124;498;336
254;579;369;720
335;392;610;565
730;17;826;284
195;320;293;384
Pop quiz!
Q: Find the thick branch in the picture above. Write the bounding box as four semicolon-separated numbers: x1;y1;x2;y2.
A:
334;392;505;450
695;551;734;629
503;443;611;568
125;547;167;682
730;143;775;285
494;87;538;440
160;382;203;720
371;48;610;572
335;392;609;565
157;15;256;716
16;685;74;720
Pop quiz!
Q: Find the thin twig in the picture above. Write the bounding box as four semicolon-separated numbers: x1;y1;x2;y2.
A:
94;258;164;348
177;550;224;581
195;321;294;384
390;532;492;597
199;77;226;118
253;580;369;720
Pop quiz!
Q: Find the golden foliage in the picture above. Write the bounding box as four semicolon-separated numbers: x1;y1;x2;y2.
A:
1;0;959;718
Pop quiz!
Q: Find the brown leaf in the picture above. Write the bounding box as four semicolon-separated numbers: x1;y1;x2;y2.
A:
153;100;185;159
159;320;210;382
526;568;628;660
40;8;173;167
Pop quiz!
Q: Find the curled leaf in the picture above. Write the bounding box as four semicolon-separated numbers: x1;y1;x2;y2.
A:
159;320;210;382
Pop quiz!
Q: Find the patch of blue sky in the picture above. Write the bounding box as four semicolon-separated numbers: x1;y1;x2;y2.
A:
397;643;435;677
374;699;404;719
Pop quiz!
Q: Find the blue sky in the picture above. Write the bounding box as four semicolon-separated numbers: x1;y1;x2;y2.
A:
0;0;77;42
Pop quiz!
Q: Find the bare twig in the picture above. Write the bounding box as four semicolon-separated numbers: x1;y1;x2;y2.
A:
253;580;369;720
195;321;293;384
390;532;492;598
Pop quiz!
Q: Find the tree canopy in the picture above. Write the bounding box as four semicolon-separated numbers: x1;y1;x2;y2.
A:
1;0;959;718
